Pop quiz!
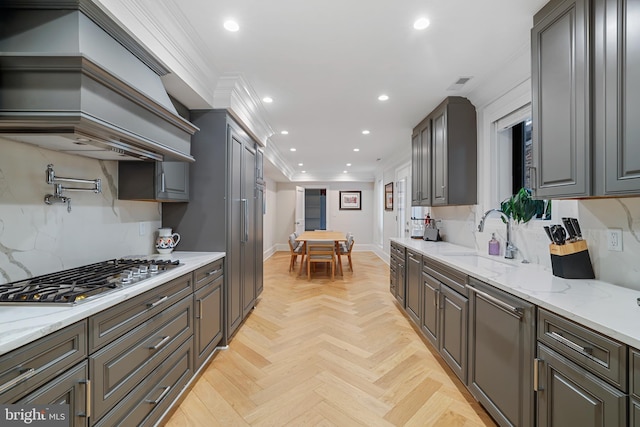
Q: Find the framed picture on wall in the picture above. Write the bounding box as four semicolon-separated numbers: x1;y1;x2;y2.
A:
385;182;393;211
339;190;361;210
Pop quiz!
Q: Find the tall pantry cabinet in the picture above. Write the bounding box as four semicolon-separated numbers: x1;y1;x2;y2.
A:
163;110;263;343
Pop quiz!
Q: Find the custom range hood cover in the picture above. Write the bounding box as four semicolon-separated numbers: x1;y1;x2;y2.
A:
0;0;197;161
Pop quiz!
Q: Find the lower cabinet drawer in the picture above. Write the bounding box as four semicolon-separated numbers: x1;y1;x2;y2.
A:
90;296;193;423
94;337;194;427
0;321;87;403
538;308;627;391
17;361;89;427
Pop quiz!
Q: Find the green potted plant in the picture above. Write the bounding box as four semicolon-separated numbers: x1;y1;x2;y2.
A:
500;187;550;224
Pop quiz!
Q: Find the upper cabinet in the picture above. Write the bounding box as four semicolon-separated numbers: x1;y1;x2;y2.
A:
532;0;640;198
593;0;640;195
118;161;189;202
412;117;432;206
411;96;477;207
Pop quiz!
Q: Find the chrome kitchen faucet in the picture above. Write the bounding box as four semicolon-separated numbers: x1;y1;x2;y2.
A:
478;209;518;259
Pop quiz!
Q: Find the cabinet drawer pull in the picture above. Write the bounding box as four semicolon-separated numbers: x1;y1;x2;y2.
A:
0;368;35;394
81;379;91;418
548;331;600;363
147;295;168;309
533;358;543;391
148;335;171;350
207;268;222;277
466;285;523;319
161;172;166;193
197;299;203;319
145;385;171;405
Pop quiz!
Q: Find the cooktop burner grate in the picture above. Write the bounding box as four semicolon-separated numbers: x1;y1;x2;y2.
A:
0;258;180;304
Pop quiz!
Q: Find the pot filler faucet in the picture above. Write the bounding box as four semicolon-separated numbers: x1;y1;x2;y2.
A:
478;209;518;259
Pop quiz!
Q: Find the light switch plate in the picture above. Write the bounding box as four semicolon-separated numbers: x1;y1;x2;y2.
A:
607;229;623;251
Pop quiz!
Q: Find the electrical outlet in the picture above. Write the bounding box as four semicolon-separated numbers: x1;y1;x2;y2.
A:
607;229;623;251
139;222;147;236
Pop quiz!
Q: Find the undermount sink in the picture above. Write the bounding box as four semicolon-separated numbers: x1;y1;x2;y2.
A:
439;251;520;270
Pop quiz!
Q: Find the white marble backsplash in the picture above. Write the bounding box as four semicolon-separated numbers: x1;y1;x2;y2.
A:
430;198;640;291
0;138;161;284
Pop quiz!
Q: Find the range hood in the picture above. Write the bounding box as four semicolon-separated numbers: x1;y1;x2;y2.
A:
0;0;198;162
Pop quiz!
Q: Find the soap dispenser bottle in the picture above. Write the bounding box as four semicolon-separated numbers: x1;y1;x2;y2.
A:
488;233;500;256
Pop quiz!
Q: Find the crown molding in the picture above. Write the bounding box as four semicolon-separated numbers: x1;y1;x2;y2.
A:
263;142;295;181
213;74;275;147
93;0;216;108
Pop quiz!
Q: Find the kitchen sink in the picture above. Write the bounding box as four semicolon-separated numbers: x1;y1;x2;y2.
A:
439;251;520;272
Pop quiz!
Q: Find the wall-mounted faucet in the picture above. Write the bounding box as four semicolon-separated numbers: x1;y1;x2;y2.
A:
478;209;518;259
44;164;101;212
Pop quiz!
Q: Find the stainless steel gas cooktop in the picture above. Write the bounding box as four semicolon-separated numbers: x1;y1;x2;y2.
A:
0;258;180;305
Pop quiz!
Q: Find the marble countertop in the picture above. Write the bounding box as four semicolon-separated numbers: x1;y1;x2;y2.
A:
0;251;224;356
392;237;640;350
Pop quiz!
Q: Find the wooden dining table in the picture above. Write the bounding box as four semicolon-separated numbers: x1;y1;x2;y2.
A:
295;231;347;276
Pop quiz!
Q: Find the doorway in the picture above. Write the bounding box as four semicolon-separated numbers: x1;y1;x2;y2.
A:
305;188;327;231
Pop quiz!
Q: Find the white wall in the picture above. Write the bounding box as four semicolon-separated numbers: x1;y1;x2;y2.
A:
262;176;279;259
270;182;374;252
0;137;161;284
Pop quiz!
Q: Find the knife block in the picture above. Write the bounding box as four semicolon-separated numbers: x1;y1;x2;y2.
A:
549;240;595;279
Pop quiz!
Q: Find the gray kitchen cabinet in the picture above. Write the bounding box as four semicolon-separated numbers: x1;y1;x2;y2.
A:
536;343;626;427
536;308;628;427
405;250;422;325
593;0;640;196
17;361;89;427
411;118;431;206
163;110;263;343
421;258;468;384
256;149;265;299
531;0;590;199
430;97;477;206
193;260;224;369
468;277;535;427
389;242;406;306
0;321;89;427
0;321;87;404
90;294;193;423
532;0;640;198
631;348;640;426
118;161;189;202
411;96;477;207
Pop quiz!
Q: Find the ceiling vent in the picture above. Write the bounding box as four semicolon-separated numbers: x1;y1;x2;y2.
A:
447;77;473;91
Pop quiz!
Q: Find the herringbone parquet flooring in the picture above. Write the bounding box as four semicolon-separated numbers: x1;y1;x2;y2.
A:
164;251;496;426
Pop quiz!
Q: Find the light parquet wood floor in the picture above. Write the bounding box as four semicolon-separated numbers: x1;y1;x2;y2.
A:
164;252;497;427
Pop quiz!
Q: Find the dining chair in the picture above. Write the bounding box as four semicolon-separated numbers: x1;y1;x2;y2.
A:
306;243;336;281
288;233;303;272
339;234;355;272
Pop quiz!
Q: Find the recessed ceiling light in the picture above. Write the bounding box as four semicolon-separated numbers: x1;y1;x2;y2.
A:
362;130;370;135
378;94;389;101
224;20;239;32
343;171;348;174
414;17;430;30
281;130;289;135
301;170;307;174
353;148;360;152
298;163;303;166
346;163;351;167
290;148;296;152
263;96;273;103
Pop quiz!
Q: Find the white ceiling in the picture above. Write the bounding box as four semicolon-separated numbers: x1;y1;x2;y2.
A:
132;0;548;182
